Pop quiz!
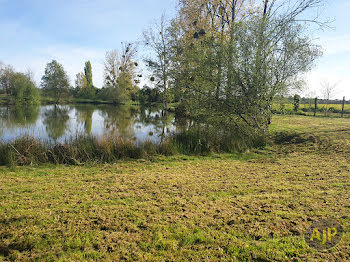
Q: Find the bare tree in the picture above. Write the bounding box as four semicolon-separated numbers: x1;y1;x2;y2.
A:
143;14;172;109
103;44;138;104
25;68;36;84
104;49;121;89
120;42;137;75
0;63;16;95
320;80;338;113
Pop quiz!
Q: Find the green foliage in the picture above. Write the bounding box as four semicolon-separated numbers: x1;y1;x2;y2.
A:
174;125;266;155
103;49;138;104
293;94;301;113
157;0;324;149
84;61;93;89
139;86;162;104
97;86;124;105
117;72;134;102
41;60;71;104
12;73;40;106
74;61;96;99
74;72;88;97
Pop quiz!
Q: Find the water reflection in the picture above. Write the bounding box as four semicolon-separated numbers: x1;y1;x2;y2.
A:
75;104;94;135
42;105;70;140
138;106;174;142
100;105;137;138
1;105;40;127
0;104;180;143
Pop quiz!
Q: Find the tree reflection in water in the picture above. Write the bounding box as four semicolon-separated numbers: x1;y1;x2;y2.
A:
100;105;137;139
42;105;70;140
75;104;94;135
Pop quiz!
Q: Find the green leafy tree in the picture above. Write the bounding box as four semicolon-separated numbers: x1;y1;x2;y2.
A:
41;60;71;104
84;61;93;89
12;73;40;106
84;61;95;98
170;0;324;148
75;72;87;95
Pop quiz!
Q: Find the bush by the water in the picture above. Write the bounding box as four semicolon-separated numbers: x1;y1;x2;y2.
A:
0;129;266;166
0;135;178;166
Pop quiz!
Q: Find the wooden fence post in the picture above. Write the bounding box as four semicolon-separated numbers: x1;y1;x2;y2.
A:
341;96;345;117
314;97;318;117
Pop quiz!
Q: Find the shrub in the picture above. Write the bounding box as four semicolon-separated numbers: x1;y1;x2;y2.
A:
12;73;40;106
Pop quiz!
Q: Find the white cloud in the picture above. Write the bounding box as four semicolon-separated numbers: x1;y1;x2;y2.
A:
321;35;350;55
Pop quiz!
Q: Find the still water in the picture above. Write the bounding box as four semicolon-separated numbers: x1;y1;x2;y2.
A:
0;104;185;143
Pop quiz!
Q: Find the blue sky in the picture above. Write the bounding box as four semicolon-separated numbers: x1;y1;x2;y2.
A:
0;0;349;99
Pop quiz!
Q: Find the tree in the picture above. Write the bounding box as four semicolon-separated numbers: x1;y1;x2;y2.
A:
41;60;71;104
103;50;122;103
75;72;88;94
74;61;96;99
103;44;139;104
84;61;93;89
12;73;40;106
320;80;337;113
170;0;325;147
143;14;173;109
0;64;16;95
84;61;95;98
0;64;40;105
25;68;35;83
118;43;139;102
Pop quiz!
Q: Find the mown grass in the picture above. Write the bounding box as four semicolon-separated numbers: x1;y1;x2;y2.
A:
0;115;349;261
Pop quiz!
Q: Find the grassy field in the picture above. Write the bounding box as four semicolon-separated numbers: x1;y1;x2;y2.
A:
272;103;350;116
0;115;349;261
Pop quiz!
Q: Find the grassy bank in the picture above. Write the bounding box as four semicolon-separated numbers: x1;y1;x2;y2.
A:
0;115;349;261
0;136;177;166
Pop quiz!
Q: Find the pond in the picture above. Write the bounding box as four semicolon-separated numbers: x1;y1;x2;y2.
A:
0;104;188;143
